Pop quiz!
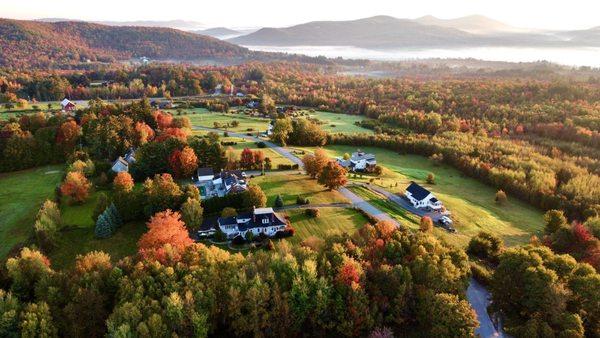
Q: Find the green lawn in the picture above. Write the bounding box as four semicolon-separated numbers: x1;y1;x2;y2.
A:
176;110;272;133
284;207;370;245
50;191;146;269
298;110;374;135
222;139;295;168
252;173;349;207
348;185;419;225
297;145;545;247
0;166;63;259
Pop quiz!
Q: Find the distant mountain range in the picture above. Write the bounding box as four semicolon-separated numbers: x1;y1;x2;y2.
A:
413;15;521;34
192;27;243;39
37;18;206;31
0;19;252;68
229;15;600;49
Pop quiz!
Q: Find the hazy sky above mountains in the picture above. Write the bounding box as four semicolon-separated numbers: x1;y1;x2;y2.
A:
4;0;599;30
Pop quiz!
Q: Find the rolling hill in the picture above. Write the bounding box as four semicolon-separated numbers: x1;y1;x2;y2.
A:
0;19;252;68
230;15;475;48
414;15;520;34
193;27;242;39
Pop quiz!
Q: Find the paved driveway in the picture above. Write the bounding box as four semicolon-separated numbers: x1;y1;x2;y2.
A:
468;278;505;337
361;183;448;222
195;125;502;337
193;126;304;168
338;187;400;226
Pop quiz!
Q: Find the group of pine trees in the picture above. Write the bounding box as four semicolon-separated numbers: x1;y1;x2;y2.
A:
94;204;123;239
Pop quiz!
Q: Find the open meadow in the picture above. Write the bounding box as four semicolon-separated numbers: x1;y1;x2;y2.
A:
295;145;545;247
0;165;63;259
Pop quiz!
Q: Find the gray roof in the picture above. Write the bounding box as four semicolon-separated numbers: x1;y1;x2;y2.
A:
406;182;431;201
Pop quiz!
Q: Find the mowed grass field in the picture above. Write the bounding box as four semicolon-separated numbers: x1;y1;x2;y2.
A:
283;207;370;245
251;173;349;207
348;185;419;225
0;165;63;259
298;110;374;135
222;138;295;168
180;110;272;133
297;145;545;247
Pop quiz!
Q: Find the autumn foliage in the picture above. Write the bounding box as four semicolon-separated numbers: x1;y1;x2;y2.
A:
168;146;198;178
60;171;91;203
113;172;134;193
138;210;193;263
317;161;348;190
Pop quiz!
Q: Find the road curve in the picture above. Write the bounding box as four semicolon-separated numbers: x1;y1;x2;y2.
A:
195;124;502;337
193;126;304;168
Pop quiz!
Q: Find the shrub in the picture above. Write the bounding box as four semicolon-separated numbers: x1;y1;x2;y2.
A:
495;190;508;205
426;172;435;184
305;208;320;217
221;207;237;217
296;196;309;205
420;216;433;233
274;195;284;208
466;231;504;263
256;141;266;148
232;235;246;245
213;228;227;242
470;262;493;286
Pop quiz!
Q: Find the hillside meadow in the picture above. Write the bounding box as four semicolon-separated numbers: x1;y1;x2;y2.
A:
295;144;545;247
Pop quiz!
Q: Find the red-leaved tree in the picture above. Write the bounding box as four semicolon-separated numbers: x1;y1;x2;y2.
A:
169;146;198;178
240;148;255;169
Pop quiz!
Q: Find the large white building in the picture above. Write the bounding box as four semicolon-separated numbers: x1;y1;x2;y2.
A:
405;181;443;211
336;150;376;172
192;168;248;200
217;207;288;239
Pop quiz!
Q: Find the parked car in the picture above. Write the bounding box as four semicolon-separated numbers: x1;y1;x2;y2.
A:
437;216;456;233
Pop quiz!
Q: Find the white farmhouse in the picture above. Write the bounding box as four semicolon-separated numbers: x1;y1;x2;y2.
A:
337;150;376;172
217;207;288;239
405;181;443;211
192;168;248;200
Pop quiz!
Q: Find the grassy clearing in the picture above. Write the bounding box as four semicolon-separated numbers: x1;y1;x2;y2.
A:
50;191;145;269
181;110;271;133
50;221;146;270
251;173;349;207
299;110;374;135
297;145;544;247
0;166;63;259
283;207;370;245
221;139;294;168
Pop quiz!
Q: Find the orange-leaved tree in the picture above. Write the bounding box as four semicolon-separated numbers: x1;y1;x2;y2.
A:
113;171;134;194
138;209;193;263
61;171;91;203
169;146;198;178
317;161;348;190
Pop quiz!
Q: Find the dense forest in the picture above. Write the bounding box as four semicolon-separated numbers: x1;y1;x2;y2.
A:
2;61;600;337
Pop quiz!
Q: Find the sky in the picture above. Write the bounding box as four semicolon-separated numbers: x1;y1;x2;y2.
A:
2;0;599;30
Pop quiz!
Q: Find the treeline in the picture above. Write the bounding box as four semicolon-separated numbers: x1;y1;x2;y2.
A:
1;65;267;102
329;132;600;220
0;222;478;337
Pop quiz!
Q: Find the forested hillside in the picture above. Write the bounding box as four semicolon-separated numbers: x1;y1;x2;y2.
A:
0;19;253;68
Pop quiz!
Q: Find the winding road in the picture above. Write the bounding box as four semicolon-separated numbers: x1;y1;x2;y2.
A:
199;124;503;337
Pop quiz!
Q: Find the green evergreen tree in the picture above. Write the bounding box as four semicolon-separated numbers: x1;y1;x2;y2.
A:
94;213;112;239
